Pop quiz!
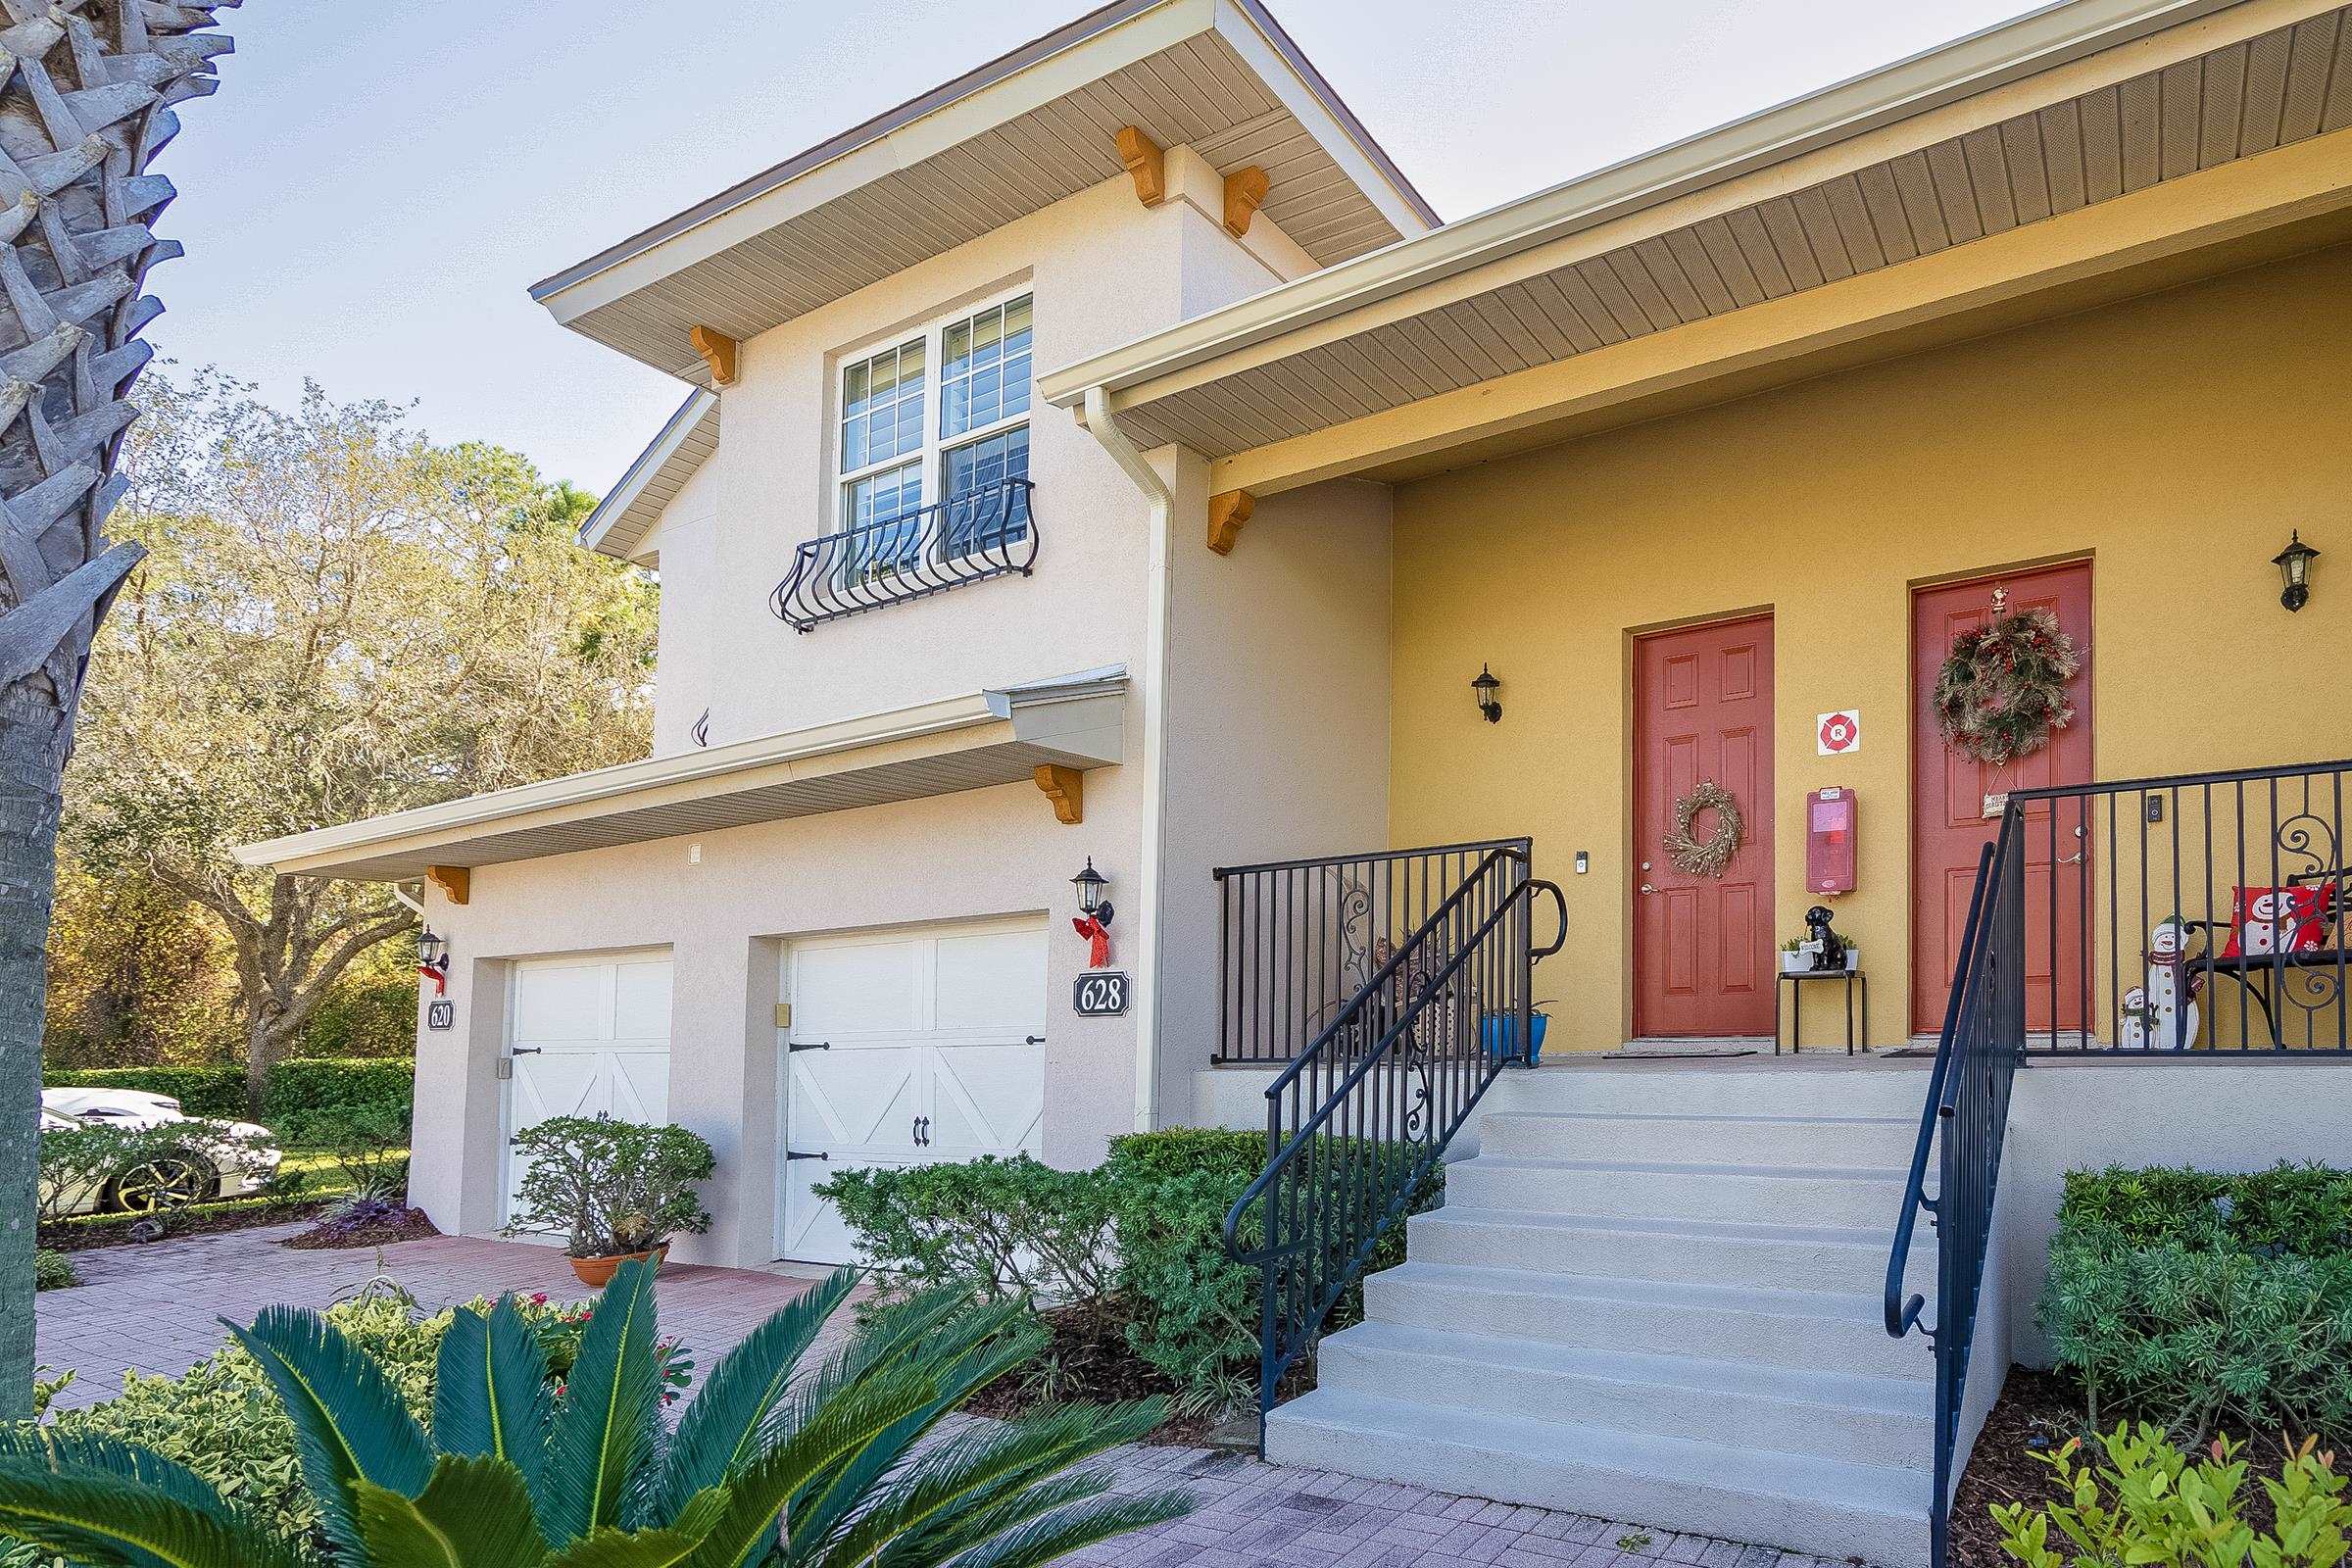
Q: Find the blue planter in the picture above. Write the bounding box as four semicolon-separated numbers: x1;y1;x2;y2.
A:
1480;1010;1550;1065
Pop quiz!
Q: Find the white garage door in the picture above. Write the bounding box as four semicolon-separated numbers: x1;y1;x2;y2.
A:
778;919;1046;1263
503;950;672;1231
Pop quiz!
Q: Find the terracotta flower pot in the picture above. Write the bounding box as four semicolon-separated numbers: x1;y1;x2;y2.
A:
567;1243;667;1289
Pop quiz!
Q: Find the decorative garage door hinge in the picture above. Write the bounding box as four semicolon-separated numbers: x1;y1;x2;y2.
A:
785;1150;830;1161
787;1040;831;1053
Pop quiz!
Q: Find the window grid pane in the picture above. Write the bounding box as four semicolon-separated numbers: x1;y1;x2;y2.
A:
941;296;1032;439
843;462;924;579
841;339;925;474
943;425;1030;555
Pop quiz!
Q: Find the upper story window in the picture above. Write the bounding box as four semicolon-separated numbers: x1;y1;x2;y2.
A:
837;292;1032;559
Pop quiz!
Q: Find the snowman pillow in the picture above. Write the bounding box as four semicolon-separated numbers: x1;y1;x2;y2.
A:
2223;885;2328;957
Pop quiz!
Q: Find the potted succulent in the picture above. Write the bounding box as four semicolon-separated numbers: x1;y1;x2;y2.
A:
504;1113;715;1286
1780;937;1815;975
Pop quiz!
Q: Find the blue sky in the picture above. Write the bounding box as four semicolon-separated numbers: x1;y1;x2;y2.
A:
154;0;2032;496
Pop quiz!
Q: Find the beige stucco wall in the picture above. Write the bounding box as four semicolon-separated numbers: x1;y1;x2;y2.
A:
1156;477;1396;1114
412;155;1332;1263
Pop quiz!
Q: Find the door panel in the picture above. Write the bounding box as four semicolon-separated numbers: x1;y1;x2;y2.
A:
779;922;1047;1264
504;953;673;1229
1911;563;2092;1034
1635;615;1776;1037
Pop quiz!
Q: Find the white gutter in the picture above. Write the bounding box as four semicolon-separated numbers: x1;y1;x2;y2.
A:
1036;0;2240;411
579;388;717;559
1081;387;1175;1136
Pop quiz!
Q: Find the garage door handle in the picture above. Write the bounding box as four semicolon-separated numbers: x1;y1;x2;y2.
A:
510;1048;543;1056
911;1116;930;1148
786;1150;829;1162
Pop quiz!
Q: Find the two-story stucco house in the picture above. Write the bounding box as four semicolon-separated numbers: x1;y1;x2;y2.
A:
244;0;2352;1562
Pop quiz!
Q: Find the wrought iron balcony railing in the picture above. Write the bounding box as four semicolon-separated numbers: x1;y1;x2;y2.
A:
770;478;1036;632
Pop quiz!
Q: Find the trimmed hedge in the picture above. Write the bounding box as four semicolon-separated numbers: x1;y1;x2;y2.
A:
42;1055;414;1127
2041;1162;2352;1443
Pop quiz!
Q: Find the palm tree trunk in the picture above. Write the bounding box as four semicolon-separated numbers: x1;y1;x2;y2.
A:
0;0;234;1412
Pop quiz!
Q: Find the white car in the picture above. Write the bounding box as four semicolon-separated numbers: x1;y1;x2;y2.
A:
39;1088;283;1214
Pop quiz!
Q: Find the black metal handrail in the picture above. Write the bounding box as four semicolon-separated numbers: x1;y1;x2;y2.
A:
770;478;1036;631
2001;758;2352;1053
1213;839;1531;1064
1222;844;1566;1430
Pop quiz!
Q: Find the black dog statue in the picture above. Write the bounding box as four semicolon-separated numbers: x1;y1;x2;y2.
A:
1806;906;1847;972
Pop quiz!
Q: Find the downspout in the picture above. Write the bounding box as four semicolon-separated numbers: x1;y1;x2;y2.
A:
1081;386;1173;1134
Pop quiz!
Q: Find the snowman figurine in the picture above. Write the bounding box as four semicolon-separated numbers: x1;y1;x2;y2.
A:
2132;914;2200;1050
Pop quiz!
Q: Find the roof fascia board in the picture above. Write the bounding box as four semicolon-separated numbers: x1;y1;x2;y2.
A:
1212;0;1439;232
1037;0;2268;414
237;690;1008;870
580;389;717;559
1206;127;2352;496
534;0;1216;325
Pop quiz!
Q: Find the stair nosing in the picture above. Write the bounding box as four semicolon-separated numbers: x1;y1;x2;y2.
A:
1462;1154;1909;1182
1418;1204;1909;1249
1373;1257;1898;1320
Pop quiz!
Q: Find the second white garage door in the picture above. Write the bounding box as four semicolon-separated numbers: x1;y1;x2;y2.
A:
778;918;1046;1263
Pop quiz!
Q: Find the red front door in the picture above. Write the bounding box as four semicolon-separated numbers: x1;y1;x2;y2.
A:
1634;615;1775;1038
1911;562;2094;1035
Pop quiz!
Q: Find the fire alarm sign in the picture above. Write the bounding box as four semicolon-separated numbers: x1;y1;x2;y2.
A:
1817;710;1862;756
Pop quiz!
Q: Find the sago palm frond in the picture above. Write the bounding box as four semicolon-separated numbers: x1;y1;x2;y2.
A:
928;1491;1198;1568
350;1453;548;1568
0;1456;314;1568
227;1304;435;1556
538;1253;664;1544
431;1294;554;1481
652;1267;857;1521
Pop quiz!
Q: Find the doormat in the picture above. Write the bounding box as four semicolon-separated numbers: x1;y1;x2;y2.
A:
1602;1047;1761;1060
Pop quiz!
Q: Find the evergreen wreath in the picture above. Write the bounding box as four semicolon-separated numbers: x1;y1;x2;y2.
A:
1934;592;2081;765
1664;780;1743;879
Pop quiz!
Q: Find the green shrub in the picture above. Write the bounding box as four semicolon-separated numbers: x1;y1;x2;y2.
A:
31;1250;75;1292
2058;1162;2352;1252
257;1055;414;1127
822;1126;1443;1407
505;1114;714;1257
819;1153;1113;1303
274;1102;410;1197
2043;1163;2352;1444
1992;1423;2352;1568
41;1056;416;1128
38;1064;244;1118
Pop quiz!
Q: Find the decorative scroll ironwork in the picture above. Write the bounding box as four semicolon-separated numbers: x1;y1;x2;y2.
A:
770;479;1036;632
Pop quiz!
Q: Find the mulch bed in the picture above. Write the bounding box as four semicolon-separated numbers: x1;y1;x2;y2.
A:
39;1197;329;1252
280;1205;440;1250
1950;1367;2306;1568
958;1299;1223;1447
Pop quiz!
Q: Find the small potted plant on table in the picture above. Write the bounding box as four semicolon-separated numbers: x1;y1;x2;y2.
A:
505;1113;715;1287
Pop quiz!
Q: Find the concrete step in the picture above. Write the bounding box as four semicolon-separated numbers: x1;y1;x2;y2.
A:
1363;1260;1934;1381
1446;1154;1910;1227
1481;1109;1919;1167
1266;1386;1931;1568
1490;1065;1931;1119
1316;1319;1934;1468
1409;1204;1936;1296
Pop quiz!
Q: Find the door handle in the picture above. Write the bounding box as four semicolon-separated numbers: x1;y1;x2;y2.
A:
1639;883;1657;895
910;1115;930;1148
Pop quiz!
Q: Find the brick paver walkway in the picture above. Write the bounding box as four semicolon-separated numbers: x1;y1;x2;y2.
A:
35;1227;1862;1568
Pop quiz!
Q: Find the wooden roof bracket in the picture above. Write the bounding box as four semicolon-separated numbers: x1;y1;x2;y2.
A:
1035;763;1084;824
1207;489;1254;555
688;324;739;387
1222;166;1269;237
1115;126;1166;208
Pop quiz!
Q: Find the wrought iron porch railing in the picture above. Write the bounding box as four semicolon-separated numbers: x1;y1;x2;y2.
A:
1886;822;2025;1568
1222;843;1566;1430
770;478;1035;632
1888;757;2352;1568
1992;758;2352;1053
1212;839;1533;1064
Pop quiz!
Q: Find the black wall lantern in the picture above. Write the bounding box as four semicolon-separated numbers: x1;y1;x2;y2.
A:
416;927;450;998
1471;664;1502;724
1070;858;1107;916
2274;531;2319;612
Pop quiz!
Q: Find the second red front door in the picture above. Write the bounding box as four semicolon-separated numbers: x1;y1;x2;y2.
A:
1634;615;1776;1038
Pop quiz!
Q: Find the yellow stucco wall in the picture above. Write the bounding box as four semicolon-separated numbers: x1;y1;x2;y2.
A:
1389;240;2352;1052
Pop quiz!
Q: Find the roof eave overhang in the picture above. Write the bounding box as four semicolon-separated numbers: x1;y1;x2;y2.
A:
1037;0;2246;415
579;389;718;561
529;0;1435;334
236;669;1129;882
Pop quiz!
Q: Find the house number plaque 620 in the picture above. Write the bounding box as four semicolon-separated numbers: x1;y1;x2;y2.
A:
1072;971;1130;1016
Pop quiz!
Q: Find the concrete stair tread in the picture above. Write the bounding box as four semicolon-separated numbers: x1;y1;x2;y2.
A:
1423;1203;1901;1249
1375;1258;1886;1323
1463;1153;1909;1183
1324;1319;1933;1415
1484;1109;1914;1130
1272;1385;1931;1520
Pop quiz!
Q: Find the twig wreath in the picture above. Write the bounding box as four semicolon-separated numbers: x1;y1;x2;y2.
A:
1934;587;2081;766
1664;780;1743;879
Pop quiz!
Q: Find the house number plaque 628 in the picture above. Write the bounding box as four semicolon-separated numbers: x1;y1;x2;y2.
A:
1072;971;1130;1016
